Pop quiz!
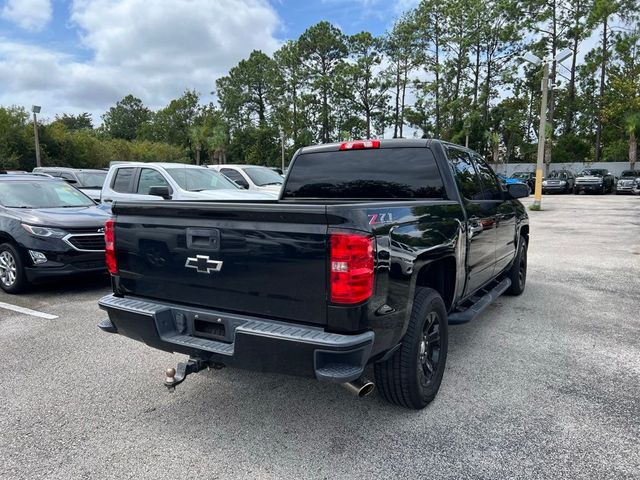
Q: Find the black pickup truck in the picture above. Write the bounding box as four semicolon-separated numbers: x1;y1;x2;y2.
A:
98;139;529;409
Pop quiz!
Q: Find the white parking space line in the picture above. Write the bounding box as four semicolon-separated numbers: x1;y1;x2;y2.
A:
0;301;58;320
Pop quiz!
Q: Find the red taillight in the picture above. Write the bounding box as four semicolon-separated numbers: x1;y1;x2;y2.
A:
104;218;117;275
339;139;380;150
330;233;374;304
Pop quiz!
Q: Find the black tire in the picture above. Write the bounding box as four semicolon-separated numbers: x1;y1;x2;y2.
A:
0;243;28;294
573;187;579;194
506;236;527;296
374;288;449;409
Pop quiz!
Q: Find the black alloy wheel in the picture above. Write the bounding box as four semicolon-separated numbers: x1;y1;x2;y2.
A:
374;287;449;409
418;311;442;389
506;236;527;296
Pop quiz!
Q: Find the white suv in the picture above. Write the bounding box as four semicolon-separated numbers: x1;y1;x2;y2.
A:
208;164;284;195
101;163;276;203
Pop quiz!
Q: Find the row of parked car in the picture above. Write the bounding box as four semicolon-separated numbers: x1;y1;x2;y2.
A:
1;159;637;294
0;163;282;293
32;163;285;202
502;168;640;195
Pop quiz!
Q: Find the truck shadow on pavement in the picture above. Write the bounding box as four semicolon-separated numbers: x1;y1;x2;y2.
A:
136;320;496;458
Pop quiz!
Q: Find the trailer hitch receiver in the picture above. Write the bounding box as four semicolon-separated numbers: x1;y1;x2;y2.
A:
164;358;224;392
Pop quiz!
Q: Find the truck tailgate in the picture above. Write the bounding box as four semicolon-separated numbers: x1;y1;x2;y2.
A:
112;201;329;325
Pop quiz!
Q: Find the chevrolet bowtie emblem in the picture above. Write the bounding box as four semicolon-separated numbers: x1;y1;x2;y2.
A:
185;255;223;274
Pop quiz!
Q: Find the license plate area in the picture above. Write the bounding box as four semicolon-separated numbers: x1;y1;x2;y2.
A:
168;308;248;344
191;313;227;341
194;317;226;339
171;308;232;342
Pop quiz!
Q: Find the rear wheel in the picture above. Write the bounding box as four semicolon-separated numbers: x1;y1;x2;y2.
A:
374;288;448;409
0;243;27;294
506;236;527;296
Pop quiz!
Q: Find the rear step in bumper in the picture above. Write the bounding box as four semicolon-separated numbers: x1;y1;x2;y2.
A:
448;278;511;324
98;294;374;383
98;318;118;333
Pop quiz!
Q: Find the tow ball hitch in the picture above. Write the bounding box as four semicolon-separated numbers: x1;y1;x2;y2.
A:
164;358;224;392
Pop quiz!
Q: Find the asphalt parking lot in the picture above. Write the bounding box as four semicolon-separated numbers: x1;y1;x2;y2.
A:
1;194;639;480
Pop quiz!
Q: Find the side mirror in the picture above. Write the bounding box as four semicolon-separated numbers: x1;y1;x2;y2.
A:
507;183;529;199
148;185;172;199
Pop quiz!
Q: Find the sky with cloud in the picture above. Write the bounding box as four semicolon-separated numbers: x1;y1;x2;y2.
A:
0;0;418;123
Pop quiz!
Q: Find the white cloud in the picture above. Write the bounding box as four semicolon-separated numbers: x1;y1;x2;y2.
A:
318;0;418;24
393;0;419;14
1;0;52;31
0;0;281;122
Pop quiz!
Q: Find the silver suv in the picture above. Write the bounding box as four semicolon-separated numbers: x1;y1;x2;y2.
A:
101;163;276;203
32;167;107;202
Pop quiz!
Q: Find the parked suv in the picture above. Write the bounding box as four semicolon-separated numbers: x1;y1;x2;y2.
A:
98;139;529;410
208;164;284;195
542;170;575;194
574;169;615;194
0;175;110;293
615;170;640;194
510;171;536;191
32;167;107;202
101;163;275;203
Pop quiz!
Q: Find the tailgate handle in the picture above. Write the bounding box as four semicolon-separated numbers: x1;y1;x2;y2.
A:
186;228;220;251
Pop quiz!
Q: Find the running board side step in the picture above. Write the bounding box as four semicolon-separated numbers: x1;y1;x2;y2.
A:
448;278;511;325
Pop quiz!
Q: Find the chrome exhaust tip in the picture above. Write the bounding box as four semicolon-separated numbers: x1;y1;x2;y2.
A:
342;377;375;397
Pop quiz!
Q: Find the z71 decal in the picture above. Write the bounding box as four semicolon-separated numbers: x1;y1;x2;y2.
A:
368;212;393;225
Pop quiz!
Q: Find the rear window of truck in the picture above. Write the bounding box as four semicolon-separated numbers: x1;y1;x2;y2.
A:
283;148;445;199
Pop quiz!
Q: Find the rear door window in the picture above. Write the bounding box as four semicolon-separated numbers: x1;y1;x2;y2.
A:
446;147;484;200
111;167;135;193
221;168;249;188
472;155;503;200
283;148;445;199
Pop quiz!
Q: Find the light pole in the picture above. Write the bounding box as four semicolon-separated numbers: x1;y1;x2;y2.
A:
279;128;285;172
523;49;572;210
32;105;42;168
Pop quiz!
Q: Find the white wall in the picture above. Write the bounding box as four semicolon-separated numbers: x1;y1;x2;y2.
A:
494;162;632;177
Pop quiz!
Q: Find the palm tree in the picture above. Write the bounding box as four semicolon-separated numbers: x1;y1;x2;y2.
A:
189;125;207;165
207;125;227;165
